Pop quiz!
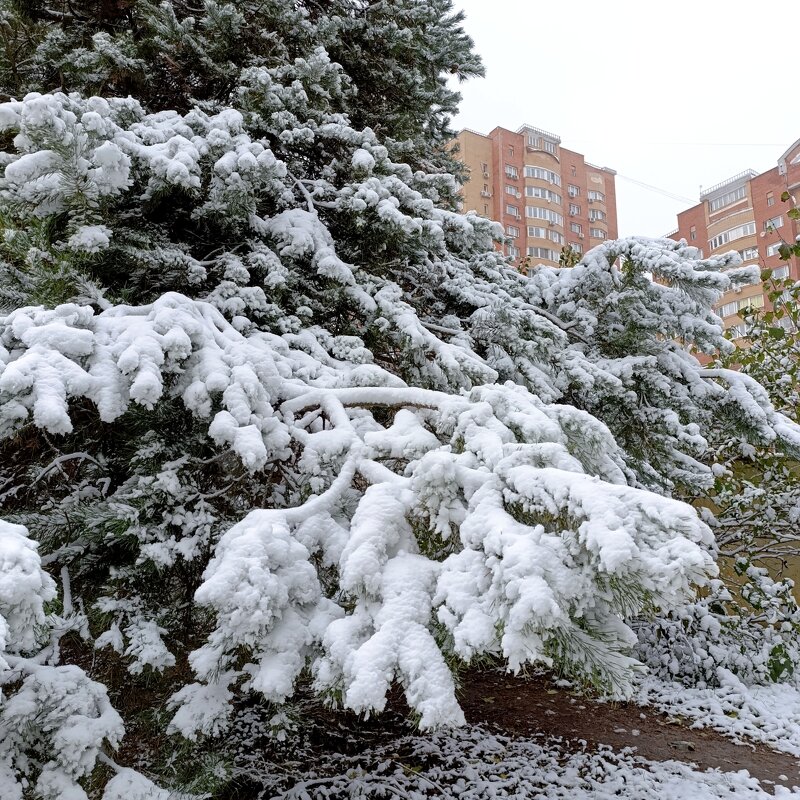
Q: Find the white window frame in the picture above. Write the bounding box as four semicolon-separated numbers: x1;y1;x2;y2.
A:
709;221;756;250
772;265;790;279
709;185;746;212
764;215;783;231
526;246;559;261
766;242;784;257
523;166;561;185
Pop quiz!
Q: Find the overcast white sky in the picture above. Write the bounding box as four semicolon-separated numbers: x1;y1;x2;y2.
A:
449;0;797;237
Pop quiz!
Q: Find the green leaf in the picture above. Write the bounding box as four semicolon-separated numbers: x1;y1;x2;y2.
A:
788;207;800;220
768;327;786;339
781;190;791;202
761;269;773;282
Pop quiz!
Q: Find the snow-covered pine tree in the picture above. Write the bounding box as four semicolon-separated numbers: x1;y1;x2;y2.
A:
1;2;800;795
639;258;800;689
0;0;481;180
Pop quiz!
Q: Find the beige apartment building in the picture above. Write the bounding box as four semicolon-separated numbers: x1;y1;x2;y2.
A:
668;139;800;340
453;124;618;268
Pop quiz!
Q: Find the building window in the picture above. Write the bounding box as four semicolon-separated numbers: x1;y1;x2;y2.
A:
709;221;756;249
505;165;518;179
526;246;559;261
568;203;581;216
483;204;488;215
543;140;557;154
525;206;564;225
690;226;697;241
527;226;546;238
569;242;583;254
505;204;520;217
766;242;784;257
764;215;783;231
570;165;577;176
739;295;764;311
505;185;518;195
588;209;606;222
590;227;606;239
767;192;775;206
587;190;605;202
527;135;539;148
524;166;560;185
507;244;519;258
709;185;747;212
548;229;565;245
719;301;738;317
568;184;580;197
525;186;562;204
570;222;583;235
776;289;793;308
728;323;746;339
508;146;514;157
506;225;520;238
772;264;790;279
481;162;488;173
739;246;758;261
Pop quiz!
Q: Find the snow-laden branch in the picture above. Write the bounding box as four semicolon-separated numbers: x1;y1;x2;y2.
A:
700;368;800;453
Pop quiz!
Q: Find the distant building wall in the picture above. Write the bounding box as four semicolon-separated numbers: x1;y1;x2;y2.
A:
670;141;800;346
453;125;618;269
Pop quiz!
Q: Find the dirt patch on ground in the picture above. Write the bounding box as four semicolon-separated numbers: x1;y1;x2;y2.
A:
458;669;800;791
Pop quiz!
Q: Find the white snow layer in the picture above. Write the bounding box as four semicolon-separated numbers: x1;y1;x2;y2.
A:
253;723;800;799
636;673;800;757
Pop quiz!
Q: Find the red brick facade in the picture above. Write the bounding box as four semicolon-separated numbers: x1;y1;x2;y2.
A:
454;125;618;268
670;139;800;345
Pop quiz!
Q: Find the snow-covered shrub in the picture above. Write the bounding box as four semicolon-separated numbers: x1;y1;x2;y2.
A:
654;249;800;690
635;571;800;688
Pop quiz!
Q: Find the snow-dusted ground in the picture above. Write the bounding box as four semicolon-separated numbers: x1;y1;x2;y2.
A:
634;672;800;757
257;724;799;799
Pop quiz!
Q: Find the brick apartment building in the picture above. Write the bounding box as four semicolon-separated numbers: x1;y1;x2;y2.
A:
453;124;618;268
668;138;800;340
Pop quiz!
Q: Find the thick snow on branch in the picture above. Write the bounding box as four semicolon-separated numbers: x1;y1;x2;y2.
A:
1;86;799;752
0;521;130;800
0;521;55;668
0;281;726;728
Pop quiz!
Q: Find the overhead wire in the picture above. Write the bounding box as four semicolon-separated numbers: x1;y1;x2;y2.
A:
614;174;696;205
